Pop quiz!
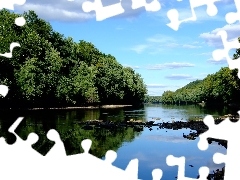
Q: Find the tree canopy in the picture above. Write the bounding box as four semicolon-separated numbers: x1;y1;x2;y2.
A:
0;9;147;108
161;67;240;106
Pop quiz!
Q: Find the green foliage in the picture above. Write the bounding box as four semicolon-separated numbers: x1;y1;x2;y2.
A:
144;95;162;103
161;38;240;106
0;9;147;108
161;67;240;105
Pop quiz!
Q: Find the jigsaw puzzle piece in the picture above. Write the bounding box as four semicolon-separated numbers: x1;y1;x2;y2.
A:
0;119;46;180
167;0;219;30
212;140;240;180
0;42;20;58
102;144;139;179
7;117;42;156
198;111;240;180
212;30;240;73
0;0;26;10
131;0;161;12
82;0;125;21
225;0;240;24
212;30;240;78
0;117;42;177
0;111;26;145
166;155;209;180
0;85;18;144
152;168;163;180
45;129;66;157
198;114;240;150
0;85;9;97
62;139;140;180
15;16;26;26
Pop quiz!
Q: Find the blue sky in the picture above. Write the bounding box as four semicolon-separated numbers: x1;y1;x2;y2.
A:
14;0;240;96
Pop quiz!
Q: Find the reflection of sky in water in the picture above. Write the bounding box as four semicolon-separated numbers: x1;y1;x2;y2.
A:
112;127;226;179
0;104;229;179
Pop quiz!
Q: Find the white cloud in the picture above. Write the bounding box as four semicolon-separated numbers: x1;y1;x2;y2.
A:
146;34;175;43
123;64;140;69
147;84;178;96
147;62;195;70
192;52;212;56
130;34;201;54
182;44;201;48
207;58;227;65
147;84;168;88
14;0;95;22
130;44;149;54
199;23;240;47
14;0;147;22
165;74;193;80
145;135;189;143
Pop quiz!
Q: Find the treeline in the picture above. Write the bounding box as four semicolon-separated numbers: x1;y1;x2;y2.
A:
161;67;240;106
0;9;147;108
144;95;161;104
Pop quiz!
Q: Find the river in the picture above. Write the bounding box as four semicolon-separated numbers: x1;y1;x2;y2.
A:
0;104;236;179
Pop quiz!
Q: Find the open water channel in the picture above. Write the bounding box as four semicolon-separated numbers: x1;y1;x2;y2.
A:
0;104;237;179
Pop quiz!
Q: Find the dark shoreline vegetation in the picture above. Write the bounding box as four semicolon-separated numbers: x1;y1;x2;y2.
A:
0;9;147;109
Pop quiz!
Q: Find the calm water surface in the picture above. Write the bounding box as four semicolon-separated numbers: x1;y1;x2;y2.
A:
0;104;235;179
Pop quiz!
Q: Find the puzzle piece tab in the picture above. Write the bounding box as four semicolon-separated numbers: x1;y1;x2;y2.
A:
7;117;42;157
225;0;240;24
0;85;8;97
131;0;161;12
0;118;165;179
57;138;164;180
0;42;20;58
167;0;219;31
198;111;240;180
212;30;240;78
82;0;125;21
0;0;26;10
45;129;66;157
166;155;209;180
0;117;43;180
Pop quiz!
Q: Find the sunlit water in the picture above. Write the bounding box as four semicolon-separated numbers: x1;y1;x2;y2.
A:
0;104;235;179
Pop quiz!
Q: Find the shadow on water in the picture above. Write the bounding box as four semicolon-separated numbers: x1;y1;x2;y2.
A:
0;104;234;179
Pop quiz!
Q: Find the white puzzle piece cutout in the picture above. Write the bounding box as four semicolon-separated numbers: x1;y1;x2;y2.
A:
198;112;240;180
0;0;26;10
0;85;9;97
82;0;125;21
0;118;164;180
212;30;240;78
0;42;20;58
166;155;209;180
167;0;220;31
131;0;161;12
225;0;240;24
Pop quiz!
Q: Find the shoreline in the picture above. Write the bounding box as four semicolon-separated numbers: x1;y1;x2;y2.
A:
0;105;133;111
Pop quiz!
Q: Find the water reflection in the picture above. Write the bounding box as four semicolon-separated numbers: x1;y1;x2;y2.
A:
0;104;230;179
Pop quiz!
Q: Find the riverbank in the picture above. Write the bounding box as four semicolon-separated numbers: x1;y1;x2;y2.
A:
0;105;133;111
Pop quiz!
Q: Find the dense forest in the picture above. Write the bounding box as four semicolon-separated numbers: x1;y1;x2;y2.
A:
0;9;147;108
144;95;161;104
161;67;240;106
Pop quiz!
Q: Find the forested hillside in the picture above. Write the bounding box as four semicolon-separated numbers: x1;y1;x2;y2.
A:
161;67;240;106
0;9;147;108
144;95;161;104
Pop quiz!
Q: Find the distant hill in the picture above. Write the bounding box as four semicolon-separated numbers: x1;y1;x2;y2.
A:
161;67;240;106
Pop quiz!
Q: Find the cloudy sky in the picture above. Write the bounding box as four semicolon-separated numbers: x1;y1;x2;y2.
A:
13;0;240;96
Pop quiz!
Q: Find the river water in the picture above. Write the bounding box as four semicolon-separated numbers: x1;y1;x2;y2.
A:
0;104;236;179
